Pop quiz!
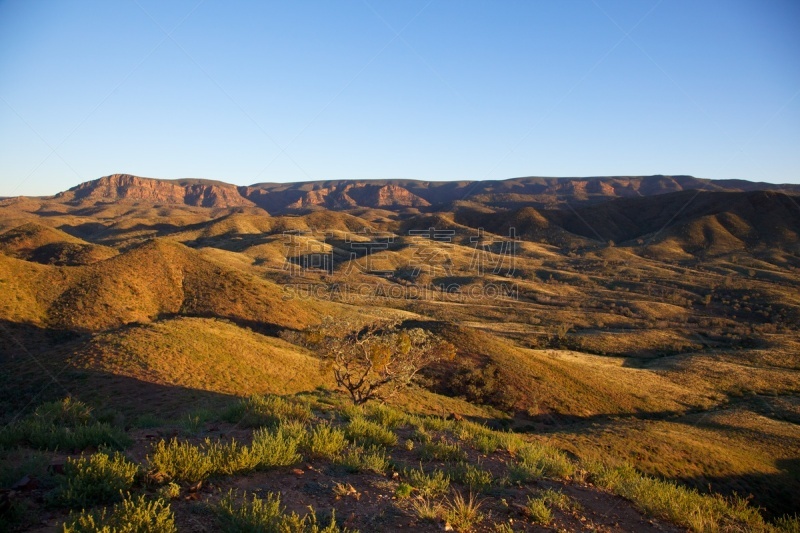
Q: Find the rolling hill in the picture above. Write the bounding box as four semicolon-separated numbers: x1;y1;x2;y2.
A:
1;173;799;527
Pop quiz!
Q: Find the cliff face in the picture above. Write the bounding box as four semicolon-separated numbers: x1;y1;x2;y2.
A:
66;175;255;208
285;183;429;210
372;184;430;207
53;174;800;213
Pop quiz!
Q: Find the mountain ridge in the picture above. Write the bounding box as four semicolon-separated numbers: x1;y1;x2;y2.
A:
32;173;800;212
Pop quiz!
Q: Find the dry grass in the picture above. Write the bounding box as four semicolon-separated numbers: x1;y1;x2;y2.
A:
72;317;328;396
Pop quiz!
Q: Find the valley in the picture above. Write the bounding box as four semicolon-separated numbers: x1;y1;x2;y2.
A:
1;174;799;531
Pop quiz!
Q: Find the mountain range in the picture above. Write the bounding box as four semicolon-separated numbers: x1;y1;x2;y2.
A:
40;173;800;212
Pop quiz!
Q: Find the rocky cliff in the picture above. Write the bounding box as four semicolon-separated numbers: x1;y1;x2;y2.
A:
63;174;255;208
50;173;800;213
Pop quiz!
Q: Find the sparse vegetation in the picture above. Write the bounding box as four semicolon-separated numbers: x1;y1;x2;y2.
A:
225;394;313;427
405;465;451;497
344;416;398;448
304;423;348;460
55;451;139;507
449;462;493;493
590;461;769;532
2;177;799;531
444;491;484;532
420;438;467;462
338;445;389;473
525;496;552;525
213;490;348;532
0;398;130;451
298;317;455;405
251;425;304;467
147;439;214;483
62;493;176;533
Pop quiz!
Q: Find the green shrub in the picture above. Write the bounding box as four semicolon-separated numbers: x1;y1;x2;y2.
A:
148;428;303;484
303;424;347;460
411;426;431;444
445;492;484;532
225;395;312;428
0;449;52;489
366;404;407;429
251;427;303;468
589;462;767;532
417;415;451;432
507;443;574;483
213;490;349;532
405;466;450;497
157;482;181;500
471;431;501;455
133;413;164;429
147;439;213;483
62;493;176;533
338;446;388;474
450;462;493;493
0;419;131;452
0;398;131;452
55;452;138;508
525;497;552;525
497;432;525;455
275;419;310;442
344;417;397;448
774;514;800;532
33;398;93;425
536;488;577;511
395;482;413;499
420;439;466;462
206;438;262;475
337;403;364;422
507;460;544;484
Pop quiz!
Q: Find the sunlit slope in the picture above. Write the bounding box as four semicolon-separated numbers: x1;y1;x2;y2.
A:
434;325;712;417
0;238;323;331
71;317;328;395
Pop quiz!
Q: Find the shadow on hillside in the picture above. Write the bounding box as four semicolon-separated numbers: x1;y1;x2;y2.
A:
0;320;238;422
505;408;695;433
679;458;800;519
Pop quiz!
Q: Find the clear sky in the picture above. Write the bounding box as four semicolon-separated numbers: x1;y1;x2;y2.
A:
1;0;799;196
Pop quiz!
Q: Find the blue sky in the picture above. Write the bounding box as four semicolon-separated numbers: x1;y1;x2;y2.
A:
1;0;798;196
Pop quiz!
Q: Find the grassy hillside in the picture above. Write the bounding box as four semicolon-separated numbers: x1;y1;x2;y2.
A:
72;317;328;396
1;183;799;529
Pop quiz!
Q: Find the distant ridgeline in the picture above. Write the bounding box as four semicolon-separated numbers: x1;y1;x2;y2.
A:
47;173;800;212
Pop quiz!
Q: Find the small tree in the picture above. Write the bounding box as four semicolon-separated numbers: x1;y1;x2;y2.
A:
300;317;455;405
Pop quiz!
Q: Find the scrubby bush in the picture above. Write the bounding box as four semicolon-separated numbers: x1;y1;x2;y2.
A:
445;364;518;410
62;494;176;533
213;490;349;532
0;399;130;452
445;492;484;532
507;443;574;483
365;403;407;429
405;465;450;497
205;438;262;475
338;446;388;474
303;423;347;460
224;394;313;427
251;426;303;468
450;462;493;493
420;439;466;463
589;462;767;532
525;497;552;525
55;451;138;508
344;416;397;448
147;439;213;483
